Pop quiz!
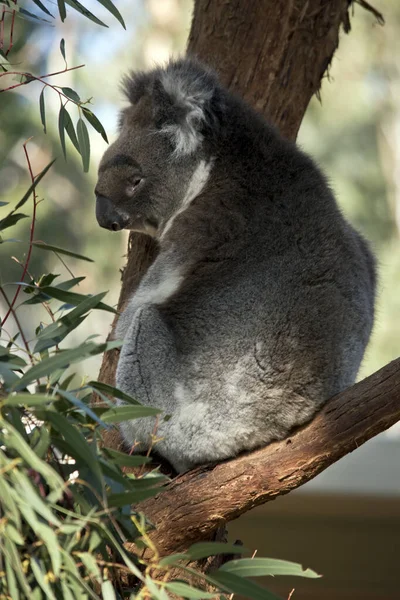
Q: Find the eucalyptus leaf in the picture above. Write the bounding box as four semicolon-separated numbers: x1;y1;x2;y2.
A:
77;117;90;172
186;542;248;561
32;241;93;262
64;0;107;27
39;87;46;133
82;107;108;143
32;0;54;15
60;38;66;60
95;0;125;28
165;581;216;599
89;380;139;405
14;159;55;210
57;0;66;21
101;404;161;423
220;557;320;578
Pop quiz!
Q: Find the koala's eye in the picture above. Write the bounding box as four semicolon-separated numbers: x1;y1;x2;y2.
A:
126;177;142;197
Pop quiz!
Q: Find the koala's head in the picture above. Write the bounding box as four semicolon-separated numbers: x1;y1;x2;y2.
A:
95;58;225;237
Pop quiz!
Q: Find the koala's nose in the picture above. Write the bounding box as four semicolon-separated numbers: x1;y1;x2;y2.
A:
95;195;128;231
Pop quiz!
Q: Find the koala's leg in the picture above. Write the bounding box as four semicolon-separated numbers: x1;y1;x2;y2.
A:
116;303;180;458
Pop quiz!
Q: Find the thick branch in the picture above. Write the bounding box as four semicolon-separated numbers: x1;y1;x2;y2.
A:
137;358;400;555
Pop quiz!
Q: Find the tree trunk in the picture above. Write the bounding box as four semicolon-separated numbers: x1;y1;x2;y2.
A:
96;0;392;570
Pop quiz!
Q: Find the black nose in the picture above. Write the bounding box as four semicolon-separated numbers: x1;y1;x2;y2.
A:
95;195;128;231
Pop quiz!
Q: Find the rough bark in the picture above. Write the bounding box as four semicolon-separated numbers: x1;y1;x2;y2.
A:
94;0;395;564
135;357;400;555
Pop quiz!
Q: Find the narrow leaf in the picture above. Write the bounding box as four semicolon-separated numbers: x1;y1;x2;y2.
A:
39;87;46;133
165;582;216;599
101;405;161;424
63;108;80;153
31;0;54;16
186;542;248;561
62;86;81;103
95;0;125;28
57;0;66;21
76;117;90;172
101;580;116;600
3;392;58;406
32;241;93;262
103;448;151;467
207;571;281;600
64;0;107;27
58;105;67;159
60;38;66;60
107;487;162;507
0;212;28;231
220;558;321;579
89;380;139;405
14;159;55;210
82;107;108;143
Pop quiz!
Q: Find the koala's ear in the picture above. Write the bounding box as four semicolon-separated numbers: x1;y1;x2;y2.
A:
123;59;225;155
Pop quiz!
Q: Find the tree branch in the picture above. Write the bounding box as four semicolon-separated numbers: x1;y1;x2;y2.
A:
136;357;400;555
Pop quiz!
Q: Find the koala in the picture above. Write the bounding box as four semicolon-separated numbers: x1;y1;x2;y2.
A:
95;57;376;473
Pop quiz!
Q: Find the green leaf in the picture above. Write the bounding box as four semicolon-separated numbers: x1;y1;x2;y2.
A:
2;538;32;595
5;552;20;600
34;285;115;312
0;212;28;231
2;392;59;406
89;380;140;405
32;241;94;262
56;276;86;289
207;571;281;600
2;423;64;498
34;291;107;352
165;582;216;599
62;86;81;103
58;105;67;159
64;0;107;27
45;410;103;488
101;404;161;424
12;342;101;389
220;558;320;579
30;558;57;600
77;117;90;172
57;0;66;21
56;387;108;426
82;107;108;143
63;108;80;153
77;552;102;582
60;38;66;60
39;87;46;133
14;159;55;210
145;577;170;600
103;448;151;467
101;580;116;600
107;487;162;507
31;0;54;17
186;542;248;561
95;0;125;28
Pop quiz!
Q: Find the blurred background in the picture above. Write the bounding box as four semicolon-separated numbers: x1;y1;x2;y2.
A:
0;1;399;598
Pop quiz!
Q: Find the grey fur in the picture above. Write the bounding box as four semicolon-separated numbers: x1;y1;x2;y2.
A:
95;57;376;473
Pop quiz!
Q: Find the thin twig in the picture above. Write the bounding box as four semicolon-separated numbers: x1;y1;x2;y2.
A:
1;141;39;328
0;64;85;98
0;286;34;366
5;0;16;57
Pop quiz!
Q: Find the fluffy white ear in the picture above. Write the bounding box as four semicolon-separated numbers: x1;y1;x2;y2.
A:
159;67;215;155
122;58;224;156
